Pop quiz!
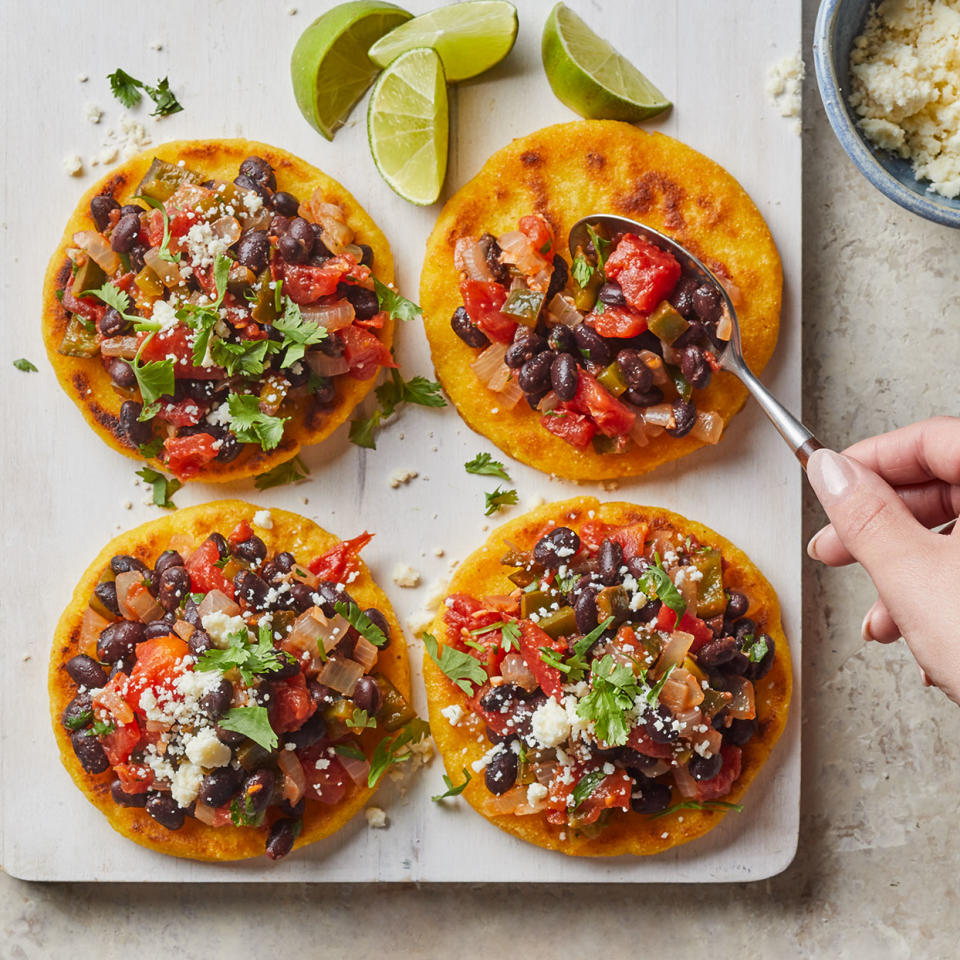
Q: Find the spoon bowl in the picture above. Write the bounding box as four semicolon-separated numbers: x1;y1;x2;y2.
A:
569;214;821;466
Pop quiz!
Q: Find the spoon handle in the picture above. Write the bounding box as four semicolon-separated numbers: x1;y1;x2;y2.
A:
723;354;823;468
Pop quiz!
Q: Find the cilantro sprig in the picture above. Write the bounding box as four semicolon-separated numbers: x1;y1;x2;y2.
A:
335;601;389;648
571;253;595;289
373;277;422;323
639;554;686;628
218;705;279;752
254;456;310;490
12;358;37;372
469;620;521;653
484;486;519;516
431;767;472;802
136;466;182;509
423;633;488;696
649;799;744;820
585;224;611;274
367;717;431;787
196;623;287;685
464;452;511;481
349;367;446;449
137;195;181;263
349;709;377;730
742;634;769;663
576;654;642;747
225;393;287;451
107;69;183;117
570;769;606;811
272;297;328;367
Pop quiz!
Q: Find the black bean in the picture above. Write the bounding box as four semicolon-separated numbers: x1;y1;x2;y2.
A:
200;679;234;719
271;190;299;216
110;213;141;253
270;214;292;236
111;780;148;807
233;570;268;610
598;281;627;307
261;653;299;680
616;349;653;392
182;598;201;628
314;581;352;617
533;527;580;567
518;351;554;394
235;230;270;273
680;344;711;389
93;581;120;617
129;243;148;273
100;306;131;337
693;283;722;324
547;324;576;354
667;398;697;438
484;749;518;795
573;322;613;366
119;400;153;446
97;620;145;663
66;654;108;688
505;332;546;369
634;598;661;623
274;552;297;575
479;683;525;714
624;386;664;407
357;243;374;267
216;431;242;463
234;536;267;566
574;586;599;635
157;566;190;612
447;304;489;349
120;203;143;218
278;233;307;263
629;775;672;815
216;724;246;748
199;766;242;808
240;156;277;192
352;675;381;715
689;752;724;782
288;217;315;248
360;608;390;649
145;793;186;830
241;769;276;822
285;710;327;750
598;539;624;586
483;725;514;745
90;194;120;231
545;254;568;304
722;591;746;619
311;379;337;407
278;582;309;613
71;730;109;774
643;704;679;743
337;282;380;322
207;533;229;559
745;635;775;681
671;317;706;350
62;692;93;730
154;550;184;577
111;553;150;576
669;276;699;319
265;817;300;860
724;716;758;746
317;328;346;357
697;636;740;670
549;352;579;401
478;233;510;285
142;620;175;640
105;357;136;388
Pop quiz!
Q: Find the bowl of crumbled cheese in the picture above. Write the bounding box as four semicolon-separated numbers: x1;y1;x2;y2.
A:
814;0;960;227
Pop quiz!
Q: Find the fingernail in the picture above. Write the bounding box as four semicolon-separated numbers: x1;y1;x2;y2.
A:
861;609;875;643
807;449;857;505
807;529;825;561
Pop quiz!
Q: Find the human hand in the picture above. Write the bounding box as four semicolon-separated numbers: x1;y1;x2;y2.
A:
805;417;960;705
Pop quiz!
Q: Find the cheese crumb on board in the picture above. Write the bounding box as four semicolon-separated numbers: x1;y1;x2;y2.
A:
252;509;273;530
389;468;418;488
392;564;421;588
365;807;388;828
83;102;102;124
850;0;960;198
767;54;804;135
63;153;83;176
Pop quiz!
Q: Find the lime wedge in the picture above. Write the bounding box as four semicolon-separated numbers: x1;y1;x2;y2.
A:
291;0;412;140
368;47;448;205
541;2;671;122
368;0;518;83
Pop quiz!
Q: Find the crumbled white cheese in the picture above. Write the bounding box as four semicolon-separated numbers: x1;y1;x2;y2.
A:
766;54;804;135
184;727;232;768
170;761;204;807
83;102;102;124
530;697;571;748
440;704;464;727
252;509;273;530
63;153;83;176
392;564;421;588
149;299;180;331
526;782;549;810
389;468;418;488
365;806;388;828
201;611;248;649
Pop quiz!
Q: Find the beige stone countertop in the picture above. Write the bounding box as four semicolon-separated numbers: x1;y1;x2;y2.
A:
5;1;960;956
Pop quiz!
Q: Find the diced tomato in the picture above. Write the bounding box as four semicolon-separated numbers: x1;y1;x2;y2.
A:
586;304;648;338
571;371;636;438
269;673;317;734
355;309;387;331
518;214;554;257
62;288;106;325
339;325;395;380
459;279;516;343
299;745;350;805
470;682;526;737
604;234;682;314
140;208;164;248
687;744;742;801
575;771;633;824
100;724;142;767
155;398;205;427
579;519;650;560
308;532;373;580
92;672;135;726
655;604;713;651
113;762;154;794
624;724;675;759
518;620;567;701
127;635;189;689
185;537;235;598
540;410;597;448
228;520;254;544
443;594;505;641
168;209;195;238
138;325;223;380
277;255;365;305
163;433;220;480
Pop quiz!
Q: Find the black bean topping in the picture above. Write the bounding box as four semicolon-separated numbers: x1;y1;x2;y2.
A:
337;282;380;322
157;565;190;612
104;357;137;389
518;351;554;394
233;536;267;565
723;716;758;746
90;194;120;231
484;749;519;795
545;254;569;304
97;620;145;663
693;283;722;324
93;581;120;617
200;679;234;719
235;230;270;273
629;775;672;815
572;322;613;366
574;586;599;634
62;692;93;731
547;324;576;354
597;539;624;586
598;280;627;306
199;766;242;808
351;675;382;716
111;780;148;807
689;752;724;781
100;307;131;338
71;730;109;774
549;351;579;401
154;550;184;577
110;213;141;253
666;398;697;438
363;608;391;648
532;526;580;567
65;654;108;688
145;793;186;830
505;332;547;369
265;818;301;860
270;191;299;216
118;400;153;447
725;591;749;620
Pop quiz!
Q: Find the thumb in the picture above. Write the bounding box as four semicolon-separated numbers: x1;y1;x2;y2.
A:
806;448;931;599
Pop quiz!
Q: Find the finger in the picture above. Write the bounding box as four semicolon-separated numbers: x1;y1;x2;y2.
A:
808;479;960;565
806;449;936;600
843;416;960;487
861;599;901;644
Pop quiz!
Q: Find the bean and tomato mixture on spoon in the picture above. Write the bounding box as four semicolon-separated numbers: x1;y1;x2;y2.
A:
449;215;732;453
431;516;775;832
60;520;414;860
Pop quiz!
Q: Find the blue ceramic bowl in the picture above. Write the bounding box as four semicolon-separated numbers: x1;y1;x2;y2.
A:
814;0;960;227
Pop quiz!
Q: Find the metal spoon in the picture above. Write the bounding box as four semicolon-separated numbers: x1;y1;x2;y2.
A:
569;214;822;467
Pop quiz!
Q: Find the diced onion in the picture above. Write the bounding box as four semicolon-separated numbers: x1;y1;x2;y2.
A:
143;248;181;288
197;589;241;620
73;230;120;275
498;231;547;277
284;607;349;657
301;299;355;331
637;350;670;387
537;390;560;414
691;410;723;445
684;672;705;708
317;657;363;696
716;306;733;341
534;762;558;786
80;607;112;658
100;336;139;359
210;216;241;247
547;293;582;328
642;403;675;429
192;800;222;827
719;277;743;307
93;686;135;726
498;377;523;409
658;675;692;713
481;785;531;816
304;194;354;255
660;343;681;366
278;750;307;805
338;749;370;787
676;575;698;613
672;759;700;799
115;570;161;622
306;351;350;378
652;630;694;680
673;706;705;739
500;653;538;692
173;619;195;641
351;635;379;673
455;237;495;283
470;343;509;389
727;677;756;720
628;411;651;448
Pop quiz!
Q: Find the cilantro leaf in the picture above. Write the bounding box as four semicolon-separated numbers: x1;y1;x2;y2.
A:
484;486;519;516
585;224;611;274
218;705;278;752
367;717;431;787
423;632;488;696
464;452;510;481
335;743;367;761
136;195;181;264
12;358;37;372
229;792;260;827
742;634;769;663
348;410;381;449
334;601;389;648
349;708;377;730
225;393;287;451
540;647;571;674
648;799;744;820
254;455;310;490
136;466;182;509
376;368;445;416
373;277;422;323
211;338;281;377
469;620;521;653
431;767;472;802
570;769;606;811
84;281;138;322
91;719;116;737
571;253;595;289
576;654;641;747
272;297;328;367
196;623;286;685
645;662;677;707
138;436;164;459
639;555;686;628
131;334;175;408
144;76;183;117
107;68;143;108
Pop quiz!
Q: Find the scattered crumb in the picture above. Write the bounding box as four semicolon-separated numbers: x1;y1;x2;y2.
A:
767;54;804;136
601;479;620;492
398;432;404;440
405;609;434;636
90;115;151;169
365;807;388;829
123;500;132;510
288;5;298;14
83;102;102;124
389;468;418;488
150;40;164;50
22;654;31;663
392;564;421;588
252;509;273;530
432;546;445;557
62;153;83;176
300;496;309;505
527;494;546;509
77;73;88;83
480;523;489;532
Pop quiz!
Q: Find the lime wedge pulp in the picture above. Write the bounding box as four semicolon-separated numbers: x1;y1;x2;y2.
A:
291;1;412;140
368;0;518;83
368;47;448;205
541;2;671;122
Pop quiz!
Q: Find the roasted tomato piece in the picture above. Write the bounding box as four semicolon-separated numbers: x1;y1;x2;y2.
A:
228;519;254;544
517;620;567;701
185;536;235;598
62;288;106;325
575;770;633;824
578;520;650;560
113;762;154;794
138;326;223;380
100;724;142;767
586;304;648;338
624;724;675;760
604;234;682;314
688;744;742;801
460;279;516;343
518;214;554;257
308;531;373;580
163;433;220;479
269;673;317;734
299;746;350;805
125;636;190;710
443;594;505;642
339;325;395;380
155;398;205;427
655;605;713;651
571;371;636;437
540;410;597;448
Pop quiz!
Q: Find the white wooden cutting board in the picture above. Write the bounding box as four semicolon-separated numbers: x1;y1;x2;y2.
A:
0;0;801;882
